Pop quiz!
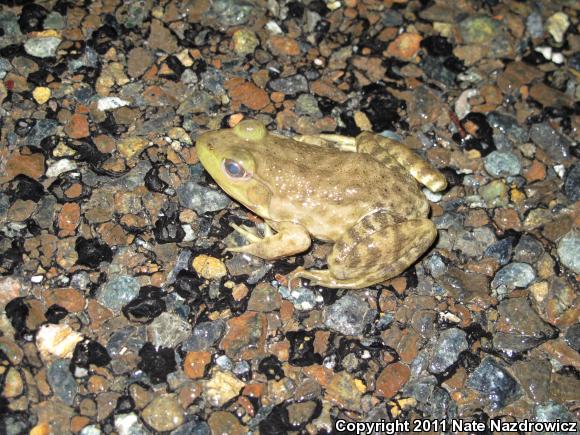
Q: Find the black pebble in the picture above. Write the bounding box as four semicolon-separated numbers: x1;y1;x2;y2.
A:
287;1;305;19
115;395;136;414
72;339;112;368
45;305;69;324
4;298;29;338
421;35;453;57
144;167;168;193
138;342;176;384
287;331;322;366
173;270;204;301
123;297;166;324
18;4;48;33
0;241;23;275
75;237;113;268
11;176;45;202
154;213;185;244
258;355;284;380
259;405;292;435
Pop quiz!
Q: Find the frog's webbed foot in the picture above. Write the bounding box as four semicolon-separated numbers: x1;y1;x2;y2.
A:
225;221;311;261
294;134;357;152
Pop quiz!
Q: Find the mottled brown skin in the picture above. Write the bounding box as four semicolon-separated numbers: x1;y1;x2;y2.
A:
196;120;447;289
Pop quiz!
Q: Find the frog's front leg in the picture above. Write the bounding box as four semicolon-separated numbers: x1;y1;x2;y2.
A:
290;211;436;289
227;221;311;260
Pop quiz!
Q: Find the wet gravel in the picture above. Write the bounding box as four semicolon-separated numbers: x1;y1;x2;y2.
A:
0;0;578;433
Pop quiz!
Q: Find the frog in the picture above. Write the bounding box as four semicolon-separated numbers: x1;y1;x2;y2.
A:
195;119;447;289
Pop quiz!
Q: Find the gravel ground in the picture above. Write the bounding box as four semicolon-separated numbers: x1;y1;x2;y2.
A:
0;0;578;434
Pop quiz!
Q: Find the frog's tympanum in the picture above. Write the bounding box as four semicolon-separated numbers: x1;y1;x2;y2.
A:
196;120;447;289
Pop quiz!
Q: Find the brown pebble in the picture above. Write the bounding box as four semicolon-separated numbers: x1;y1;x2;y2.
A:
184;351;212;379
44;287;85;313
268;35;301;56
385;33;422;60
375;362;410;399
65;114;90;139
58;203;81;236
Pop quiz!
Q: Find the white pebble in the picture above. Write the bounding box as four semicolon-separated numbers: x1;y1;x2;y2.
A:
534;46;552;60
97;96;130;111
551;52;564;64
46;159;77;177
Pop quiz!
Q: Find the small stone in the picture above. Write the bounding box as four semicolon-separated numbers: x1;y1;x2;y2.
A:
269;74;308;96
564;163;580;202
147;312;191;348
182;320;226;352
545;12;570;44
479;180;509;208
2;368;24;398
466;357;520;410
534;402;576;429
232;28;259;56
375;362;410;399
65;114;89;139
127;47;153;78
32;87;51;104
148;19;178;53
24;31;62;58
494;298;556;356
115;413;148;435
117;137;148;159
184;351;212;379
491;263;536;290
429;328;468;373
97;97;130;111
47;359;78;405
459;15;501;44
529;122;570;162
295;94;322;118
58;203;81;236
225;77;270;110
4;152;45;182
97;275;141;313
208;411;243;435
385;33;422;60
177;181;231;214
557;231;580;274
36;324;84;360
323;293;376;336
268;35;301;56
142;394;185;432
192;255;227;280
220;312;265;358
247;282;281;312
46;159;77;178
204;370;245;407
484;151;521;177
326;371;362;410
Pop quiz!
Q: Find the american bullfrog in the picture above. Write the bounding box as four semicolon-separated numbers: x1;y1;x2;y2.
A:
196;120;447;289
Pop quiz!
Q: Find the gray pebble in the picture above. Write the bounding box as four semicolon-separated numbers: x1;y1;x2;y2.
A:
491;262;535;289
323;293;376;336
484;151;521;177
557;231;580;274
177;182;231;214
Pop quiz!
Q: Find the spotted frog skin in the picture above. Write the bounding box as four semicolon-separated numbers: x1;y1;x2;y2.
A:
196;120;447;289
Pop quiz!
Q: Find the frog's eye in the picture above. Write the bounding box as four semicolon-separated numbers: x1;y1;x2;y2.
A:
233;120;267;141
223;159;249;179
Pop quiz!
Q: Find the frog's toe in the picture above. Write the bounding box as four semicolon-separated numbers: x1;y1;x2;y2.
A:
230;223;262;243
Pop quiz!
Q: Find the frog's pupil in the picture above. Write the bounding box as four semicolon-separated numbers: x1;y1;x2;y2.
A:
224;159;244;177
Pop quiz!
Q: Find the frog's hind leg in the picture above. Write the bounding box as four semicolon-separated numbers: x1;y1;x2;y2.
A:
290;212;437;289
357;132;447;192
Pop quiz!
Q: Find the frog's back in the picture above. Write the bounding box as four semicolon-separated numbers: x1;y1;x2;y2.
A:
256;138;429;241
